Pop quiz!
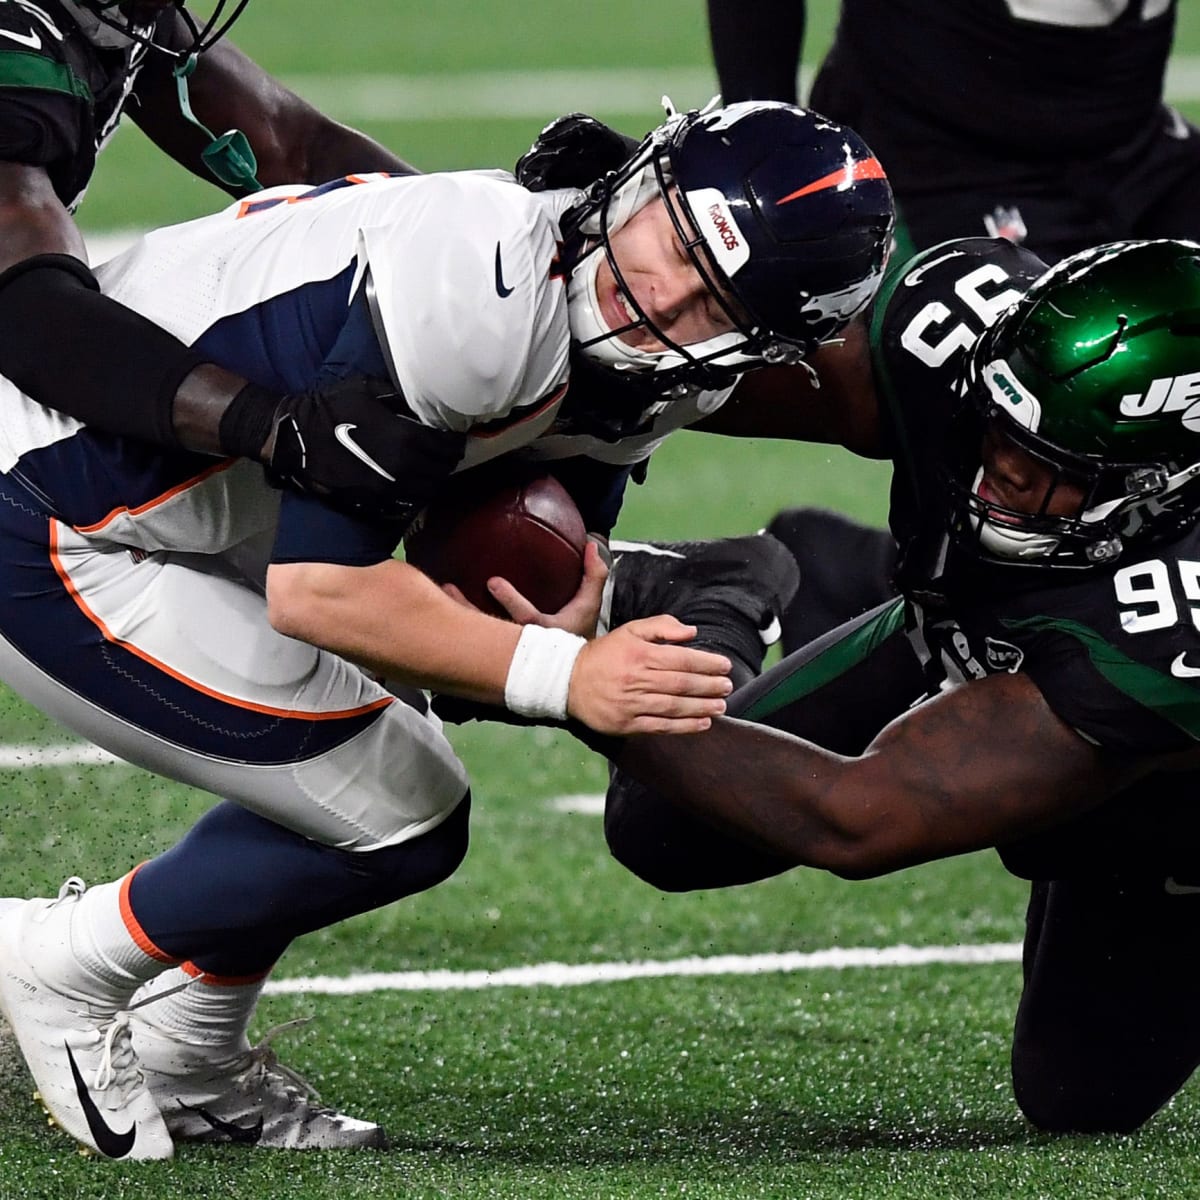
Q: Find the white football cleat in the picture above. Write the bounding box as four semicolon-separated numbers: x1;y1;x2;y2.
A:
0;880;173;1160
131;1014;387;1150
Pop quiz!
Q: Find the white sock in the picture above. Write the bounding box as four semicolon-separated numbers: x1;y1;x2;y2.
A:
39;877;170;1004
134;967;267;1056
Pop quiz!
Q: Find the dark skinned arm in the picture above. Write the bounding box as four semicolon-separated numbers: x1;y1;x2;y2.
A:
127;11;419;188
0;160;242;451
0;18;443;513
612;671;1162;879
125;17;418;451
692;318;889;458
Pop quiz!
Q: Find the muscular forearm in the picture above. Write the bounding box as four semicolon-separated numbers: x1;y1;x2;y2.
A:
0;165;248;453
613;674;1135;880
693;323;887;456
298;117;419;182
268;559;521;701
132;33;419;191
0;255;206;447
616;718;877;873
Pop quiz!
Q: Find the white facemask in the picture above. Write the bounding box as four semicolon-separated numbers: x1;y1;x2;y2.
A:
969;467;1063;560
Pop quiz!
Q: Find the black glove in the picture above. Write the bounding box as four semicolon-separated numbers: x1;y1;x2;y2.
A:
228;375;466;524
515;113;641;192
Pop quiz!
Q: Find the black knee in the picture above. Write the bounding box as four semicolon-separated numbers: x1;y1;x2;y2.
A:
1009;875;1200;1135
766;508;897;652
1011;1040;1156;1134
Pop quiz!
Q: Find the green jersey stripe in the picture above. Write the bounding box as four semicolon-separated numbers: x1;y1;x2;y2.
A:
1001;614;1200;740
738;598;907;722
0;51;89;101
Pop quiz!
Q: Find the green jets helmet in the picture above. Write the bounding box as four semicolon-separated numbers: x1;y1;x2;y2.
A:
948;239;1200;569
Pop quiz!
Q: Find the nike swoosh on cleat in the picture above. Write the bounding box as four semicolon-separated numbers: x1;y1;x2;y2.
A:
1165;876;1200;895
494;242;514;297
0;27;41;48
65;1041;137;1158
1170;651;1200;679
180;1101;265;1145
333;422;397;482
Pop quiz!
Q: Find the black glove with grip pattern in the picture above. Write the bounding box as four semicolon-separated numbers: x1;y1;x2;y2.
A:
228;375;466;524
515;113;641;193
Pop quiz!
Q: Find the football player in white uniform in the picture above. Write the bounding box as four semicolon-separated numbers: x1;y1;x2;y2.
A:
0;100;894;1159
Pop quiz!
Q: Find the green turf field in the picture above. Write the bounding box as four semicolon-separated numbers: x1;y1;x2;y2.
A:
4;2;1200;1195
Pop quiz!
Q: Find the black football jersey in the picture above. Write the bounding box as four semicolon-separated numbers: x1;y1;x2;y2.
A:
874;235;1200;755
811;0;1178;191
0;0;158;209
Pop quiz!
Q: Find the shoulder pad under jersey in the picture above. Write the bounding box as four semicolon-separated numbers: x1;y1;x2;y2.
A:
869;237;1047;420
361;172;578;433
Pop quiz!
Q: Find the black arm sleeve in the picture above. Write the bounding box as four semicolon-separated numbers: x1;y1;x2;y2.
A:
706;0;805;105
0;254;207;447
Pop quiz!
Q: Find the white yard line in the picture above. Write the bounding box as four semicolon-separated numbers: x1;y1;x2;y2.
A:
282;66;721;120
264;943;1022;995
78;54;1200;264
547;793;606;815
0;746;1020;990
283;58;1200;120
0;743;124;768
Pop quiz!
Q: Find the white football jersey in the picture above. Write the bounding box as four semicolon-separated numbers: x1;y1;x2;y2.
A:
95;171;577;444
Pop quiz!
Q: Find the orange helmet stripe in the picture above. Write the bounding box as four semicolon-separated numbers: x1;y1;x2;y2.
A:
776;157;887;206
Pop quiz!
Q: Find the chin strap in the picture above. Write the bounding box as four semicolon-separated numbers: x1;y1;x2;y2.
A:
173;52;262;191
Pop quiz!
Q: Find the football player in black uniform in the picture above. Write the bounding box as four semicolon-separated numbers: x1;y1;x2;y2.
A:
708;0;1199;264
0;0;462;526
598;237;1200;1134
709;0;1200;640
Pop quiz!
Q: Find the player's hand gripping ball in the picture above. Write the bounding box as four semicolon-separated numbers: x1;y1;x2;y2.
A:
405;473;587;618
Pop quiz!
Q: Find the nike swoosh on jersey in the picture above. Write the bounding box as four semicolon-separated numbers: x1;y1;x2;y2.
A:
0;26;41;49
333;422;397;482
1166;106;1191;141
903;250;967;288
494;243;514;298
1169;651;1200;679
65;1041;137;1158
1165;876;1200;895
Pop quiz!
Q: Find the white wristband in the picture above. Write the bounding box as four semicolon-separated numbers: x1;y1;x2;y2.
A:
504;625;587;720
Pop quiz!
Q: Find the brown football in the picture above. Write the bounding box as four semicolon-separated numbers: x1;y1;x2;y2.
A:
405;472;587;618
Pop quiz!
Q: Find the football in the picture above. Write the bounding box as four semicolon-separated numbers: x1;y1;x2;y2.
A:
405;472;588;618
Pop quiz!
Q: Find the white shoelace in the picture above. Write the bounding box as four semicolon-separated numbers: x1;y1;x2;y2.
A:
93;1012;134;1093
239;1018;322;1103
